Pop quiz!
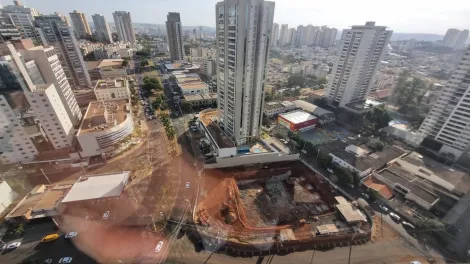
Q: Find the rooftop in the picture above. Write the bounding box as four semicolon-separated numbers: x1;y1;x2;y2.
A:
183;93;217;101
165;62;199;71
335;196;367;223
86;59;124;70
7;182;73;219
362;175;393;199
330;150;375;172
293;100;334;117
396;152;470;195
95;78;127;90
78;99;129;135
378;167;440;205
61;171;130;203
199;109;235;148
279;110;317;124
175;73;208;91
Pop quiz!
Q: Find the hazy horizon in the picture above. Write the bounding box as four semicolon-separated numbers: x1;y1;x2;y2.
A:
6;0;470;34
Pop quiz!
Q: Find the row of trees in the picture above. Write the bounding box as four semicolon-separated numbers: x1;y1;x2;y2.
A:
159;112;176;140
152;93;168;111
391;71;430;130
287;74;328;89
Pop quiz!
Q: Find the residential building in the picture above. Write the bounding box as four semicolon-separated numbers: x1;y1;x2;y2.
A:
21;45;82;125
113;11;136;44
94;78;130;101
69;10;92;39
76;99;134;158
272;23;279;47
0;43;78;163
0;24;21;43
24;83;75;149
35;15;92;89
174;72;209;95
326;22;393;108
92;14;112;44
54;12;71;27
443;28;466;50
201;58;216;77
1;1;39;40
183;93;217;108
279;24;288;46
455;30;469;50
287;28;296;45
216;0;275;145
419;45;470;161
166;12;185;61
86;59;128;81
263;101;295;117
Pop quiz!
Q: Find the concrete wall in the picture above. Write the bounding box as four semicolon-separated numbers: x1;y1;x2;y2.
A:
0;181;17;214
205;152;299;169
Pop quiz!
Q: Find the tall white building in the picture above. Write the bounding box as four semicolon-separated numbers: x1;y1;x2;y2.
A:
166;12;184;61
69;10;92;39
216;0;275;145
271;23;279;47
418;46;470;159
92;14;112;44
21;46;82;125
35;15;92;89
1;1;39;40
0;42;78;164
443;29;462;49
279;24;288;46
326;22;392;108
113;11;136;44
455;30;469;50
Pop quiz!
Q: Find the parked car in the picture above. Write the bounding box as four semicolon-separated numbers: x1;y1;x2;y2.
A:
390;212;401;221
379;204;389;213
103;211;110;219
185;182;190;189
361;193;370;199
43;259;52;264
327;168;334;173
402;221;416;229
65;232;78;239
155;241;164;253
59;257;73;263
301;149;307;154
6;242;21;250
41;234;59;243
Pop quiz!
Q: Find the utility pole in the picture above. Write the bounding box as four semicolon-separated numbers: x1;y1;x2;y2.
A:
40;169;52;184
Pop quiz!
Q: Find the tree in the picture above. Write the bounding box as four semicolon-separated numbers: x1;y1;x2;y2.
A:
122;59;129;67
367;139;385;151
336;167;353;185
166;127;176;140
181;101;192;113
363;105;391;135
140;60;149;68
318;152;332;168
14;223;24;236
287;75;306;88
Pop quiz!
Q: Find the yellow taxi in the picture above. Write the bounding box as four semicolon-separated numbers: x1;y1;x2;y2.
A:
40;234;59;243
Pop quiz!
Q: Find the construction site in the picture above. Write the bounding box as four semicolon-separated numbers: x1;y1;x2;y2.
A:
194;161;372;253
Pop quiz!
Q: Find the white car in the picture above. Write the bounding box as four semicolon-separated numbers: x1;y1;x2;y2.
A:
6;242;21;249
327;168;334;173
44;259;52;264
65;232;77;239
59;257;73;263
379;204;389;212
390;212;401;221
102;211;110;219
361;193;370;199
185;182;190;189
155;241;164;253
402;221;416;229
301;149;307;154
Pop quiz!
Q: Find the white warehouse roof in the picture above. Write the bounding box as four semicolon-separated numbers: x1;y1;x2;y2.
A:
62;171;130;203
279;110;317;124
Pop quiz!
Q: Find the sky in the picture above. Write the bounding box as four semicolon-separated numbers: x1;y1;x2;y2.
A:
7;0;470;34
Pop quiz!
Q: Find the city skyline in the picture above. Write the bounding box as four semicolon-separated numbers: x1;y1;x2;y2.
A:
12;0;470;34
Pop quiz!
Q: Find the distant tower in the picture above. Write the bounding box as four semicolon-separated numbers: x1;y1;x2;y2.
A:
92;14;112;43
112;11;136;43
69;10;92;39
166;12;185;61
326;22;393;108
